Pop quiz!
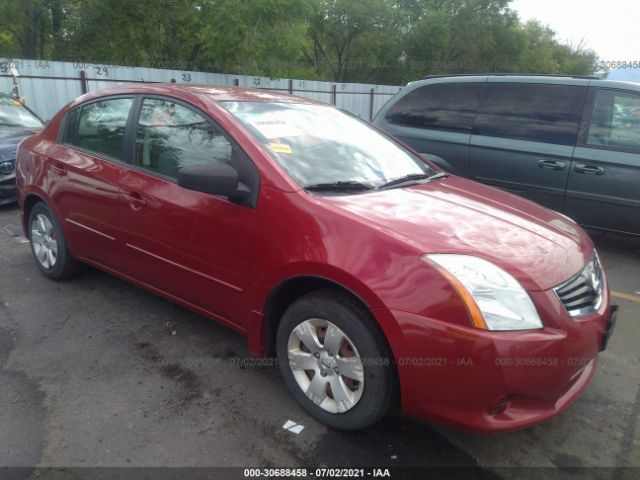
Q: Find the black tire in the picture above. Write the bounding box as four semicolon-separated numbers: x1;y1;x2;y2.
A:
28;202;82;280
276;288;397;430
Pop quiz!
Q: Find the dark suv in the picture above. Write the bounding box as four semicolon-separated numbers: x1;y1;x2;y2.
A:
374;75;640;235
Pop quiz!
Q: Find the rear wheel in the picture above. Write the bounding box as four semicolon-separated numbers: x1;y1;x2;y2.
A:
29;202;82;280
276;289;396;430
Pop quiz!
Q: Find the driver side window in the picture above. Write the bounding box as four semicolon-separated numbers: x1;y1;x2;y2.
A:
135;98;232;178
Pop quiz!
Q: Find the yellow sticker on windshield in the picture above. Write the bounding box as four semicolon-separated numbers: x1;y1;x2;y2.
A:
270;142;292;154
11;99;22;106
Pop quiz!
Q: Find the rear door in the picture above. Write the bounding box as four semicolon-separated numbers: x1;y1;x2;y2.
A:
52;96;135;270
566;87;640;234
375;79;484;176
468;80;587;211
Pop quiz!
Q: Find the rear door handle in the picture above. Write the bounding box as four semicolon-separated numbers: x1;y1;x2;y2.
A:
537;159;566;170
574;163;605;175
121;192;146;210
48;164;67;176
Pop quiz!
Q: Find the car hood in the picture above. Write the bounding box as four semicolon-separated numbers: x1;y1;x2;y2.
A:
0;129;34;162
319;176;592;291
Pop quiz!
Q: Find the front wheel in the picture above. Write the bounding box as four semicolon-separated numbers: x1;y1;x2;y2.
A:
276;289;397;430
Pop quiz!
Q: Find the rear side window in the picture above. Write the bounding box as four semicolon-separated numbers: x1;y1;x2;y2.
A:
135;98;233;178
66;98;134;159
586;89;640;152
385;83;482;133
475;84;585;145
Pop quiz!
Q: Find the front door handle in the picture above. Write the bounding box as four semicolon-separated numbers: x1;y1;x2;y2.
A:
537;159;566;170
574;163;605;175
121;192;146;210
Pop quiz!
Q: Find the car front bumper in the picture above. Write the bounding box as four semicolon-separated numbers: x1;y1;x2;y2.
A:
384;288;616;434
0;171;17;205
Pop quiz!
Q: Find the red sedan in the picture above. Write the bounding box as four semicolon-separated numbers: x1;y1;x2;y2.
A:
15;84;616;433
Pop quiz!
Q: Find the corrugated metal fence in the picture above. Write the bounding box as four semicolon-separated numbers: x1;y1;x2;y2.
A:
0;59;402;122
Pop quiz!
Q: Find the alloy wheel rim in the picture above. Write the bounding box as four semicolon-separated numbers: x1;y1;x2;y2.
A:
31;214;58;269
287;318;365;414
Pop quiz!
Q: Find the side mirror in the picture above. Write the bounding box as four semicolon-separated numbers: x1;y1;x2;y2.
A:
177;163;250;201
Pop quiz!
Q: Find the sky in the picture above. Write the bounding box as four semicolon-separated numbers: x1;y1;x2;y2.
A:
510;0;639;61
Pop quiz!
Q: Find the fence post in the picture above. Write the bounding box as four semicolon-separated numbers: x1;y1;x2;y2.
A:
331;84;337;105
369;88;375;121
79;70;88;94
288;79;293;95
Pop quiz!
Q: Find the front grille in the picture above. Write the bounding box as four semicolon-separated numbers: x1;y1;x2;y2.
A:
554;256;603;317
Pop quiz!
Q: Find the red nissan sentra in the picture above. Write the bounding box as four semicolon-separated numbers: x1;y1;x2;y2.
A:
16;84;617;433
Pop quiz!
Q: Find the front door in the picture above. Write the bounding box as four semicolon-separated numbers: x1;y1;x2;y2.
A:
378;81;483;176
118;97;259;329
468;82;586;211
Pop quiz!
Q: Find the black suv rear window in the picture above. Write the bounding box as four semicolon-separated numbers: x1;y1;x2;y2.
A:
385;83;482;133
475;83;585;145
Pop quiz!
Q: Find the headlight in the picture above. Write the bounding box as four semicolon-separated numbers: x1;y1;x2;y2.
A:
422;254;543;331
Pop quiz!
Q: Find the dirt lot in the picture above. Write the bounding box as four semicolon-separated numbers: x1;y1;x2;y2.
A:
0;202;638;479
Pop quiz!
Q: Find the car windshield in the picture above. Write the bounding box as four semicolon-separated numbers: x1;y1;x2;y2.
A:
221;101;434;191
0;96;44;131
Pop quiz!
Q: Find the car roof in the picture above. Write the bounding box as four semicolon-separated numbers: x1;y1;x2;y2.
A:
423;73;601;81
71;83;323;106
411;74;640;91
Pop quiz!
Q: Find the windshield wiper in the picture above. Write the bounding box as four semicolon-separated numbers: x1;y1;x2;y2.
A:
305;180;376;192
378;171;448;190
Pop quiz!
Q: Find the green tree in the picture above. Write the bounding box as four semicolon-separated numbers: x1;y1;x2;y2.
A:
194;0;314;76
0;0;601;83
0;0;54;59
305;0;403;82
58;0;313;76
